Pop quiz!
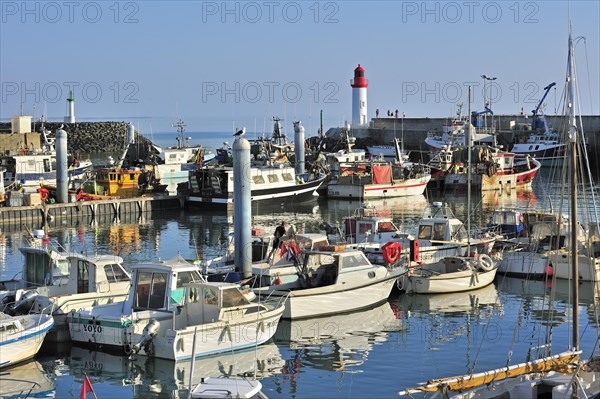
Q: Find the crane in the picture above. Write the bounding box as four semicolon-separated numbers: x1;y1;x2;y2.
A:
531;82;556;130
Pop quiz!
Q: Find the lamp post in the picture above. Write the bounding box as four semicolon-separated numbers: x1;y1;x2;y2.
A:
481;74;497;130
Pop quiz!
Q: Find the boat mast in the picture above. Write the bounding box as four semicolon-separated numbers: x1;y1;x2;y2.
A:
467;86;472;254
566;26;579;351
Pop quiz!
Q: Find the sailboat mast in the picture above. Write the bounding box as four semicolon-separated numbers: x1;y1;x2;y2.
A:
566;27;579;351
467;86;472;253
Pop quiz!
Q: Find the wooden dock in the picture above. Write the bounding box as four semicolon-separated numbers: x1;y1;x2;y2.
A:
0;195;183;232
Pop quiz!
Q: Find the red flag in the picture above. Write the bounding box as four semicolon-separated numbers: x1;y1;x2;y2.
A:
80;374;96;399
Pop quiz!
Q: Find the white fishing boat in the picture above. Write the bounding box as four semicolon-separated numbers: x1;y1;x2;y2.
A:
325;201;498;266
67;255;285;361
191;378;267;399
0;233;130;343
425;103;495;152
150;119;216;182
400;255;498;294
326;160;431;199
0;312;54;368
251;245;403;319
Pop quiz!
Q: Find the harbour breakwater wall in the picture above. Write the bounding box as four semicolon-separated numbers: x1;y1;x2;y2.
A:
327;114;600;167
0;122;151;155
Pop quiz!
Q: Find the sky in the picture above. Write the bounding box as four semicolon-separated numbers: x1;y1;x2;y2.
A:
1;0;599;135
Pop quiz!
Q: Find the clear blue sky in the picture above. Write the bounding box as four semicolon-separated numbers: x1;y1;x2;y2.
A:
1;0;598;134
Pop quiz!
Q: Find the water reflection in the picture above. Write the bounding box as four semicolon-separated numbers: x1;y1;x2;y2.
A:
64;342;283;398
0;360;55;399
274;301;403;374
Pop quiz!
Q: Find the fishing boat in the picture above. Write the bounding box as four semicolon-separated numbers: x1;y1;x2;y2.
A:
510;82;566;166
251;244;404;319
400;254;498;294
0;312;54;368
425;103;495;152
67;255;285;360
399;25;600;399
326;160;431;199
184;160;325;208
150;119;216;182
324;201;498;266
0;232;130;342
435;143;542;191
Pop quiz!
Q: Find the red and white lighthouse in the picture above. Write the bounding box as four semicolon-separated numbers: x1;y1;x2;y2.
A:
350;64;368;127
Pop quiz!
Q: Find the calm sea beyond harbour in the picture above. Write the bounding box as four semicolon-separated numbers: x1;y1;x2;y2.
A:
0;148;599;397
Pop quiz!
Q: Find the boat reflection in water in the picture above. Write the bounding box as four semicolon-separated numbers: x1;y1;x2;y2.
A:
274;300;404;375
496;276;600;327
0;360;55;399
323;195;428;222
67;342;284;398
396;283;500;316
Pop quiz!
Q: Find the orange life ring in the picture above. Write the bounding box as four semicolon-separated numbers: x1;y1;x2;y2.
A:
382;241;403;264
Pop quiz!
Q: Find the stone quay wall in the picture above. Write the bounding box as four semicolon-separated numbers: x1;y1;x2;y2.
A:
0;122;151;155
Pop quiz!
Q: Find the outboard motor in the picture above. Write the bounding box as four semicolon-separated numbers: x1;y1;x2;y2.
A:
131;319;160;355
9;290;39;315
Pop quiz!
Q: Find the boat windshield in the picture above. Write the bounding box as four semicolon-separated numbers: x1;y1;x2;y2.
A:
134;271;168;310
222;287;250;307
176;270;204;288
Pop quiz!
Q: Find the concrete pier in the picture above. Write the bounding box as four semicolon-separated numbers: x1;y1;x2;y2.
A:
0;195;181;231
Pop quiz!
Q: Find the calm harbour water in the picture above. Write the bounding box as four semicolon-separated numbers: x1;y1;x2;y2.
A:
1;147;599;398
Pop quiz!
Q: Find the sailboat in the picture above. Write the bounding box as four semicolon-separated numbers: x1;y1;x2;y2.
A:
399;25;600;398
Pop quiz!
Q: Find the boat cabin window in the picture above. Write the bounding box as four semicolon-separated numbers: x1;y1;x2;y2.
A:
282;173;293;181
253;175;265;184
176;270;203;288
76;260;90;294
204;286;218;305
25;253;51;287
222;287;250;307
418;225;432;240
358;223;372;235
433;223;446;241
134;271;168;310
340;253;369;269
267;174;279;183
377;221;395;232
104;264;130;283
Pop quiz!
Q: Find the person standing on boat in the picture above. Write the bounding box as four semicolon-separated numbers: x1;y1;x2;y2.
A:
269;221;288;261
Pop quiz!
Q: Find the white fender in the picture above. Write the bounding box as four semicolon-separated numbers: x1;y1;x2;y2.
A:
478;254;494;272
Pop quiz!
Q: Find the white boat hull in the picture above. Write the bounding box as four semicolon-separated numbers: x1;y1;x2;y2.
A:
498;250;549;278
0;314;54;368
327;175;430;199
404;268;497;294
266;271;400;319
548;253;600;282
69;303;285;361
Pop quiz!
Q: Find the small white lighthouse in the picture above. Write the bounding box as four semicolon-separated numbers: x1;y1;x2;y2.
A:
64;90;75;123
350;64;368;127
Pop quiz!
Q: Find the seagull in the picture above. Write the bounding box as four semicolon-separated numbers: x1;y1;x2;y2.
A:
234;127;246;137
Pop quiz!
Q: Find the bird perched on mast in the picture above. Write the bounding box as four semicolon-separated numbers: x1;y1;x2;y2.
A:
234;127;246;137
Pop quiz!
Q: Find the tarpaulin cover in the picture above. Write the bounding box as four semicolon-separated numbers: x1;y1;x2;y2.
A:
372;164;392;184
